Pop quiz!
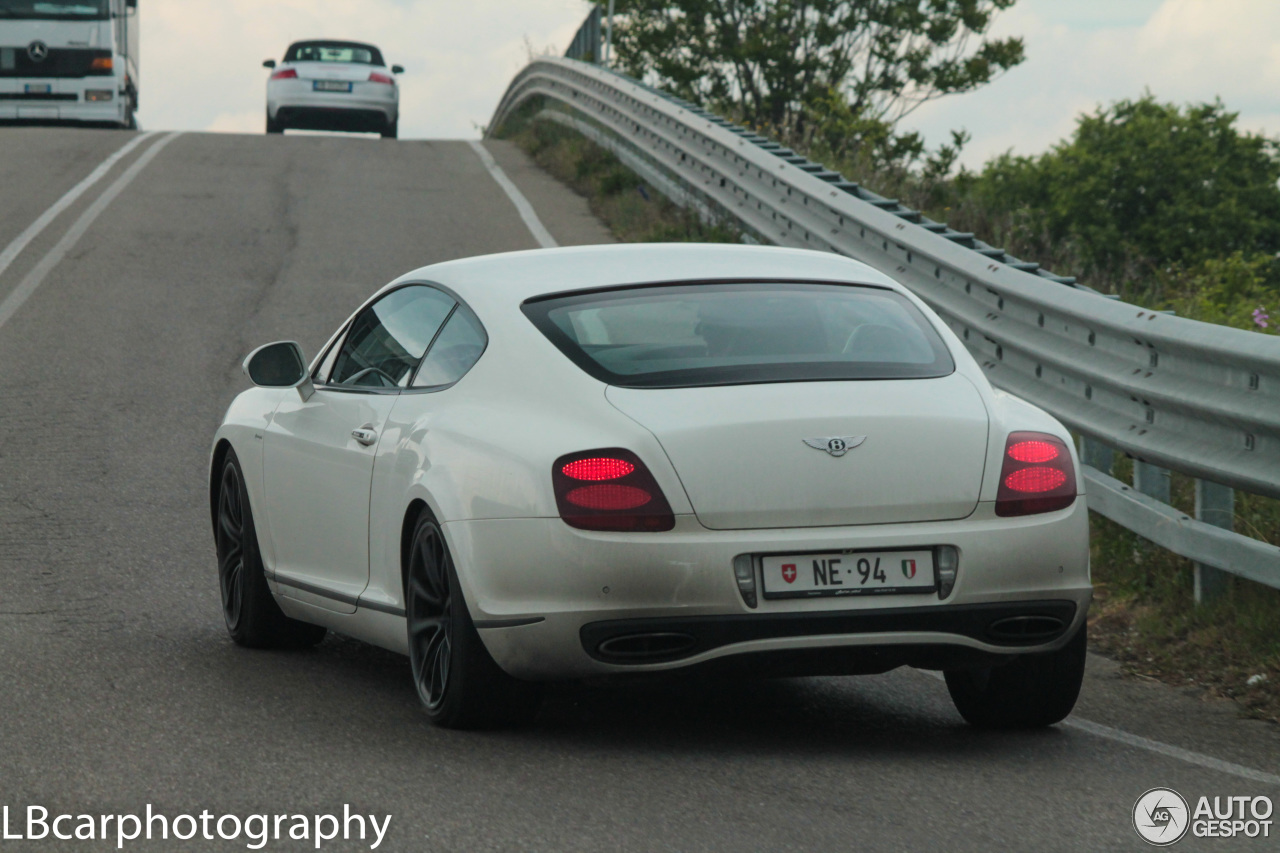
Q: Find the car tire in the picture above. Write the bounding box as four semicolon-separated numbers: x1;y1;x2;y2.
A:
405;511;541;729
215;448;326;649
381;119;398;139
943;622;1087;728
266;111;283;134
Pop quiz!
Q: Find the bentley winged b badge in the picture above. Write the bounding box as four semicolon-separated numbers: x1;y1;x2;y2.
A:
802;435;867;457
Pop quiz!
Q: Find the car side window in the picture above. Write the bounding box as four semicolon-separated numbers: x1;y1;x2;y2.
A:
411;306;487;388
329;286;455;389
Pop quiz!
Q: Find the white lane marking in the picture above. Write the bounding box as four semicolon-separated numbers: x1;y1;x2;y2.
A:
1063;718;1280;787
919;669;1280;786
468;139;558;249
0;132;181;332
0;132;155;281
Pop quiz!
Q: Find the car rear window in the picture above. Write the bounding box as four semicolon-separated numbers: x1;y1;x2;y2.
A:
285;42;383;66
522;281;955;388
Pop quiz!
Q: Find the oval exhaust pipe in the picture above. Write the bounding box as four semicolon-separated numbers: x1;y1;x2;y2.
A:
987;615;1065;644
597;632;697;661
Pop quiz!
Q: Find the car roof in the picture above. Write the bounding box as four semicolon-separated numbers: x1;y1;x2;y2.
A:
388;244;903;308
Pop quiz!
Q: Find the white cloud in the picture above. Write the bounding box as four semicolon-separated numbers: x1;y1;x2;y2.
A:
140;0;594;138
901;0;1280;170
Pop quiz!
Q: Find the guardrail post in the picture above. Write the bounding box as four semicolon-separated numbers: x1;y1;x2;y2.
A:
1079;435;1114;475
1194;480;1234;604
1133;460;1171;504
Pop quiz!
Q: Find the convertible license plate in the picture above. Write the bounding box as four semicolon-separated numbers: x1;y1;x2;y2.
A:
760;549;935;599
25;83;52;95
313;80;352;93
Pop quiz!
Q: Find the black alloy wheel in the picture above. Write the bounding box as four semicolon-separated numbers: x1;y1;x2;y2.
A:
214;448;325;649
406;519;453;711
217;460;248;632
405;512;542;728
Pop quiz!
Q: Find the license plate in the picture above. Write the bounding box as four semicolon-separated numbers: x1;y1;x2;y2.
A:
25;84;52;95
760;549;936;599
313;80;352;93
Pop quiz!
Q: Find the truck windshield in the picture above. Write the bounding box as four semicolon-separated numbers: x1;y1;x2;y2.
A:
0;0;109;19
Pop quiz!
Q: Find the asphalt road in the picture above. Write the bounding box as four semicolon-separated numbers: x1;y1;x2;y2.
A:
0;127;1278;853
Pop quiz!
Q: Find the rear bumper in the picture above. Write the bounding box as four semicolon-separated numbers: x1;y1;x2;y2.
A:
268;84;398;130
0;78;127;124
582;599;1079;665
444;497;1092;679
273;105;393;132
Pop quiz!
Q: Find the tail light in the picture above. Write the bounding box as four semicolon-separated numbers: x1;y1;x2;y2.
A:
368;72;395;85
995;432;1077;517
90;57;113;71
553;449;675;532
271;68;298;80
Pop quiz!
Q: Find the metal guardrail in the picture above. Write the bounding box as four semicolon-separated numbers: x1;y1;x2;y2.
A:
487;55;1280;591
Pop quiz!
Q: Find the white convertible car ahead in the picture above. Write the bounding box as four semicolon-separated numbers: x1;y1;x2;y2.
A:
210;244;1091;730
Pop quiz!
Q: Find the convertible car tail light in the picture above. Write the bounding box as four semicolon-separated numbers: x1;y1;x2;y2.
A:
271;68;298;80
368;72;395;85
553;449;675;532
995;432;1077;517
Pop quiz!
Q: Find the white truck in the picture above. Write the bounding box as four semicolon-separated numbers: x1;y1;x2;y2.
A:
0;0;138;129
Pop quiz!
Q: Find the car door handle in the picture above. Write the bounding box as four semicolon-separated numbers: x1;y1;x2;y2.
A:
351;427;378;446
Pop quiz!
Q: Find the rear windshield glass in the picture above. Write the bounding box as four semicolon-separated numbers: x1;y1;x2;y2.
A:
285;42;383;66
522;281;955;388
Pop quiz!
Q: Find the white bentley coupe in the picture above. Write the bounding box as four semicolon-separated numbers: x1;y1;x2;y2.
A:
210;244;1091;730
263;40;402;137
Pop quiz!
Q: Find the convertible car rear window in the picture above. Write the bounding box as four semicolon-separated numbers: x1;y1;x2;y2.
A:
285;41;384;66
522;281;955;388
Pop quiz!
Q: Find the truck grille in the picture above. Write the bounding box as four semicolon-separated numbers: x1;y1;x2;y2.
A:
0;47;113;78
0;93;78;101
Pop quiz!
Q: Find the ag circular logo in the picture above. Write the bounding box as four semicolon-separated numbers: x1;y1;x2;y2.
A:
1133;788;1190;846
27;40;49;63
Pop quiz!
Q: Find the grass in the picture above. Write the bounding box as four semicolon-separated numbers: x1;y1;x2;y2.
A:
495;97;1280;723
494;99;740;245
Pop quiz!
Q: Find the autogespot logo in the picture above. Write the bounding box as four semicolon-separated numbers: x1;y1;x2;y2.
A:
1134;788;1190;846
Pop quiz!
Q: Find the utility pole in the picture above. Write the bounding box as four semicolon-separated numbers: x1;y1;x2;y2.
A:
604;0;615;66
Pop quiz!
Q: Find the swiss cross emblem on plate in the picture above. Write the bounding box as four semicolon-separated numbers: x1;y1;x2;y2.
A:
781;563;797;584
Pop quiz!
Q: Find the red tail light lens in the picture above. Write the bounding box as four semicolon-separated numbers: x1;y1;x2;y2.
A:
995;431;1077;517
368;72;395;85
553;449;675;531
271;68;298;80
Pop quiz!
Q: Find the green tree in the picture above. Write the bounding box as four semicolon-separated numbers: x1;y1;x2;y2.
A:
968;95;1280;273
601;0;1024;134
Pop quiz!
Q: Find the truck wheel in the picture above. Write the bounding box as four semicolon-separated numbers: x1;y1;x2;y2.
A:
944;622;1087;728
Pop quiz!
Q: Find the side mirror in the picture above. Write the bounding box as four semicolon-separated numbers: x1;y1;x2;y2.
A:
242;341;313;401
263;59;277;69
391;64;404;75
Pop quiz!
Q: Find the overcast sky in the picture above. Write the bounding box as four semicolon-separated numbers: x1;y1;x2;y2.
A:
144;0;1280;170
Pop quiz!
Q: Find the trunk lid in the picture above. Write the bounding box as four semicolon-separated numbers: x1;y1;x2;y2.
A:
606;375;989;529
290;62;374;82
